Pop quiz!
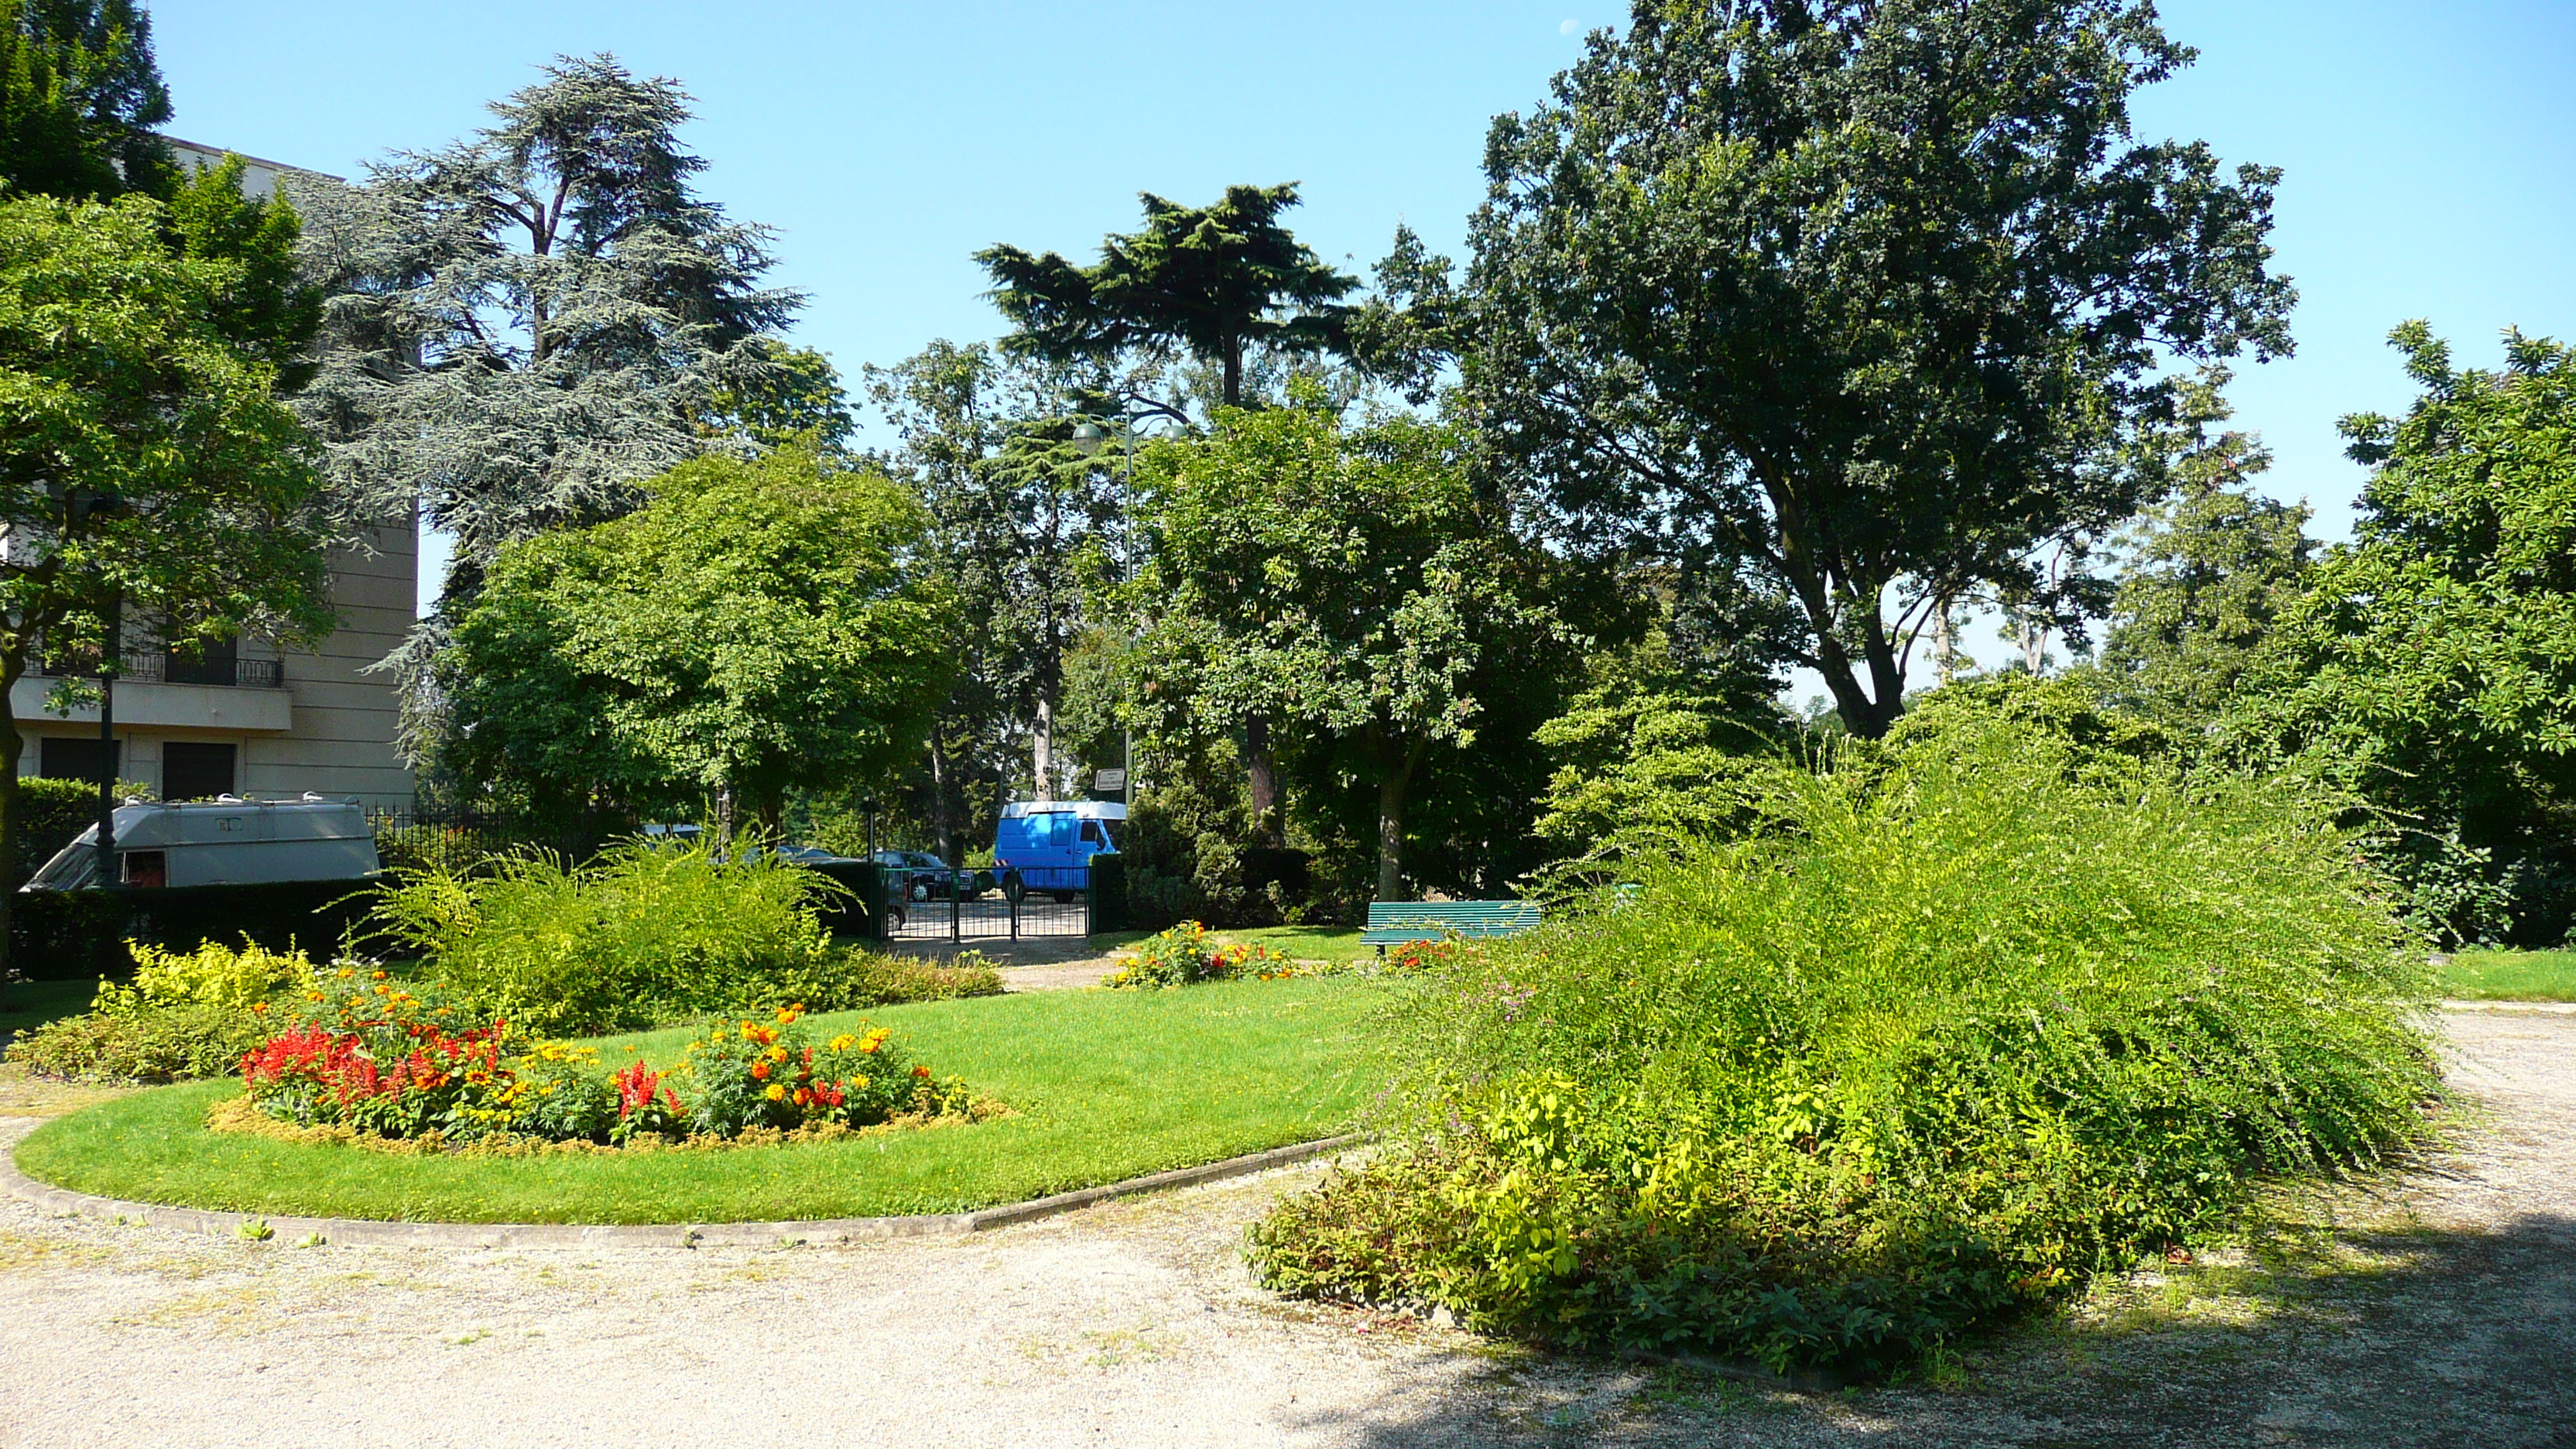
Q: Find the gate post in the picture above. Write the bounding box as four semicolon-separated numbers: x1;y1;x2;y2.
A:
950;872;961;941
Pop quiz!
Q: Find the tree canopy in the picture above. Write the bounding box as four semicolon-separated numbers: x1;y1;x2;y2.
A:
1453;0;2294;738
0;0;172;200
2230;324;2576;943
288;53;803;753
440;450;955;829
1129;402;1547;900
978;183;1357;412
2097;370;2314;724
0;190;334;975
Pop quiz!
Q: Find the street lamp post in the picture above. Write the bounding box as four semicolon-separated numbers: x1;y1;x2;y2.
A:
92;591;118;890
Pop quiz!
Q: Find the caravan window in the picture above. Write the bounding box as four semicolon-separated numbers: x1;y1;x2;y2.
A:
121;851;166;889
1079;821;1104;846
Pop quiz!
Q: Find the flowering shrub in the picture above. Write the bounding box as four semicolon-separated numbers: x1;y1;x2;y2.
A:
233;969;971;1149
673;1005;969;1138
7;939;316;1083
1382;937;1479;974
1104;921;1295;988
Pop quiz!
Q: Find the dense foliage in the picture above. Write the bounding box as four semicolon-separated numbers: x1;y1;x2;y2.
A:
1249;721;2438;1375
364;838;999;1036
0;188;334;981
1443;0;2293;738
2225;326;2576;944
5;939;310;1082
441;450;955;826
0;0;173;200
1129;402;1550;899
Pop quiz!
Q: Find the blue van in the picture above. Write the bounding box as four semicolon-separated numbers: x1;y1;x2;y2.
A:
993;801;1122;901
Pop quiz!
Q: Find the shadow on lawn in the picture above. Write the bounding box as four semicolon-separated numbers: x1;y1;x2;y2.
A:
1281;1208;2576;1449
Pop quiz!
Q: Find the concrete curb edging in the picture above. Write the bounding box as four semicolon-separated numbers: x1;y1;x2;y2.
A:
1;1129;1365;1250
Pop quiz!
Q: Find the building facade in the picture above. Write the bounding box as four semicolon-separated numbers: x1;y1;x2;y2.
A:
7;139;420;811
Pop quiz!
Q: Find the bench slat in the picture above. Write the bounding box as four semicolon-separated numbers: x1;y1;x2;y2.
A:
1362;900;1539;942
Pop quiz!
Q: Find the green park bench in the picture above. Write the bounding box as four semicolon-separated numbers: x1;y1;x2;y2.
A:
1362;899;1541;954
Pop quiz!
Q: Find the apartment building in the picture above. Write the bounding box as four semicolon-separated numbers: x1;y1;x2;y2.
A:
7;139;419;810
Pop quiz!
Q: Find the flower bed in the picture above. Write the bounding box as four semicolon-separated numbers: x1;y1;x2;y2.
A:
1104;921;1300;988
235;966;975;1150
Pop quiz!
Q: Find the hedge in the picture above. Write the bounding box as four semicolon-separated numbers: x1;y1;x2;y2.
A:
10;879;375;979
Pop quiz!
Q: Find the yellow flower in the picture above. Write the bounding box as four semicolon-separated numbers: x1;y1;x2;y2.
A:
763;1084;785;1101
828;1035;857;1052
846;1075;868;1091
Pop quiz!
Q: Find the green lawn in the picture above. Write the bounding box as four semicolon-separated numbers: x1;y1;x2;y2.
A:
0;975;110;1042
11;977;1386;1225
2441;948;2576;1002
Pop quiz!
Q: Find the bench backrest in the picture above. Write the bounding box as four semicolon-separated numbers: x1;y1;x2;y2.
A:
1362;900;1540;939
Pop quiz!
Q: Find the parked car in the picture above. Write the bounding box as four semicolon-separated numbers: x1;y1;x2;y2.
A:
22;796;380;891
992;801;1122;903
868;849;992;903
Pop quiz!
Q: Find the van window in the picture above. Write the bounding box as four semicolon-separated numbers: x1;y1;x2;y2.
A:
1079;821;1103;846
122;851;166;889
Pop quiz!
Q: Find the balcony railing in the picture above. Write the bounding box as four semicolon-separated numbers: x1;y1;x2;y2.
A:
30;653;283;688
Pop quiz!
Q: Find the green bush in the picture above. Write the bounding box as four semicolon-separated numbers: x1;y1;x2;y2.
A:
738;945;1005;1013
1103;921;1293;988
364;837;991;1034
1247;721;2440;1376
8;776;153;886
5;939;314;1082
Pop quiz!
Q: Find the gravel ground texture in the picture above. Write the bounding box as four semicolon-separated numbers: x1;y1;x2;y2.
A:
2;1007;2570;1448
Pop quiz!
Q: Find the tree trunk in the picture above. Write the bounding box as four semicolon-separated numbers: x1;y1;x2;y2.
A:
1221;337;1244;411
2017;615;2048;674
1375;769;1409;904
1245;714;1280;848
1932;603;1955;686
927;725;954;864
1031;694;1055;803
714;786;737;847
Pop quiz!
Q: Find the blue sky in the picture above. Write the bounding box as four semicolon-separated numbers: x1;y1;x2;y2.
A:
152;1;2576;669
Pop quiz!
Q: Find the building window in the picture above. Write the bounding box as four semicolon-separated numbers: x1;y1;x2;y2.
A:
163;742;238;800
165;632;240;687
38;737;118;783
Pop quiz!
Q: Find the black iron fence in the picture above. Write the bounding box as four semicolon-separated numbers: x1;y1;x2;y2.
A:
31;653;284;687
886;863;1094;941
365;809;623;874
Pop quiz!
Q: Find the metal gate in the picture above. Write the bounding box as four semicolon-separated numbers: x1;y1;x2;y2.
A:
885;865;1091;943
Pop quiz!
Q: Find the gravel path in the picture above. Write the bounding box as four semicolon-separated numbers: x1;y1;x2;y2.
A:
2;1008;2570;1448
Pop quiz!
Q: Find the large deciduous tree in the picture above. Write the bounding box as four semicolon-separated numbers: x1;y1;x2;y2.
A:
1129;402;1547;902
288;53;800;742
1456;0;2294;738
440;450;954;832
0;192;334;982
2232;324;2576;944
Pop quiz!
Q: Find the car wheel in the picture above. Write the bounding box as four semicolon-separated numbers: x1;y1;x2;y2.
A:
1051;890;1076;904
1002;872;1025;904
